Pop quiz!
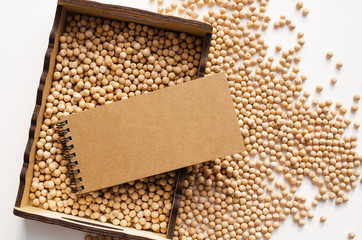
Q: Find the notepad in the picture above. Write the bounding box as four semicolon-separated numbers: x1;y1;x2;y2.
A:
57;72;245;194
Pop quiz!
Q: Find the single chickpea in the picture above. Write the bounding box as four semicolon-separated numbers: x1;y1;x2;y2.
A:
348;232;356;239
316;85;323;93
320;216;327;222
171;1;178;9
326;51;333;59
336;61;343;69
178;6;185;13
157;7;164;13
330;77;337;85
340;107;348;115
302;8;309;16
296;1;303;9
351;104;359;112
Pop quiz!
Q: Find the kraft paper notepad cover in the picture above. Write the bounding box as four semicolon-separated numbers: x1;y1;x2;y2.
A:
60;72;245;193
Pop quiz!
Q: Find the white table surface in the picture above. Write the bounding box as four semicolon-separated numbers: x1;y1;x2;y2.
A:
1;0;361;239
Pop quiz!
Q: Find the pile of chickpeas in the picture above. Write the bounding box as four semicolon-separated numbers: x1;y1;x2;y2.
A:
29;13;203;234
162;0;359;240
28;0;361;239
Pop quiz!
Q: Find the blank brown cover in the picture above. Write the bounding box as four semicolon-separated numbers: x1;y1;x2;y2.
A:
61;73;244;194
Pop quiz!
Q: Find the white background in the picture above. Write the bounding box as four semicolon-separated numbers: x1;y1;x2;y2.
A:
1;0;362;239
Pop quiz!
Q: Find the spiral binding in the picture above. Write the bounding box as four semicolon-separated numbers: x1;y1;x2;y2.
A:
56;120;85;193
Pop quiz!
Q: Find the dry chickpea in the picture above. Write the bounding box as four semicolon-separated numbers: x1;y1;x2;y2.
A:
302;8;309;16
348;232;356;239
335;102;342;109
157;7;164;13
336;61;343;69
340;107;348;115
330;77;337;85
316;85;324;93
326;51;333;59
275;44;282;52
178;6;185;13
320;216;327;222
351;104;359;112
296;1;303;9
170;1;178;9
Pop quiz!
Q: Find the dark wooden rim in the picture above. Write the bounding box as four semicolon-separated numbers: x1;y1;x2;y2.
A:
198;33;212;79
58;0;213;33
14;209;155;240
166;168;186;239
15;4;64;208
165;40;211;237
14;0;211;239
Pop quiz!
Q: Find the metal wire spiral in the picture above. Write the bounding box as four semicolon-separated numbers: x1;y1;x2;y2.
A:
57;120;84;193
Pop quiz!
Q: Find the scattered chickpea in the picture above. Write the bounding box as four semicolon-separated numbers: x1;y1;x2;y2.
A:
302;8;309;16
336;61;343;69
196;0;204;8
191;12;199;19
353;94;361;102
316;85;324;93
289;23;296;31
178;6;185;13
296;1;303;10
348;232;356;239
335;102;342;109
326;51;333;59
170;1;178;9
330;77;337;85
320;216;327;222
165;6;173;13
340;107;348;115
157;7;164;13
351;104;359;112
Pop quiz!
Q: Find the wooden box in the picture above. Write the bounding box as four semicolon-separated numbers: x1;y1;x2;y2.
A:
14;0;212;239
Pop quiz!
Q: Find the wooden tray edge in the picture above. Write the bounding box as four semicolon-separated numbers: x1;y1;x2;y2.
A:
58;0;213;33
15;4;64;208
13;208;155;240
166;41;211;237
